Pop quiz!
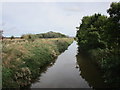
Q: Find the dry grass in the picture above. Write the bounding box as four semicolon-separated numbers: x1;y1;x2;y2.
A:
2;38;73;88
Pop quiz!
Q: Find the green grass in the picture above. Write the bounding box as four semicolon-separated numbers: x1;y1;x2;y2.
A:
2;38;73;88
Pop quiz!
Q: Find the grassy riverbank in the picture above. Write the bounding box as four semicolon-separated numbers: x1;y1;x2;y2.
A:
2;38;73;88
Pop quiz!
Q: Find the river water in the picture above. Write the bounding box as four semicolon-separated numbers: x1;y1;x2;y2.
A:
31;41;106;89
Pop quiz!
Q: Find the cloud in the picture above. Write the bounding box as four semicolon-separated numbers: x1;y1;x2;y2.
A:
3;2;77;36
3;2;111;37
1;0;120;2
0;3;2;30
64;6;81;12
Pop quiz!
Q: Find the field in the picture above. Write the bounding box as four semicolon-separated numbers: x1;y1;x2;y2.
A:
2;38;73;88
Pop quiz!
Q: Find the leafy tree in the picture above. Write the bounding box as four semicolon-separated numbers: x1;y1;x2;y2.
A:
36;31;68;38
76;2;120;87
10;36;15;40
105;2;120;49
0;30;3;40
76;13;107;50
21;32;68;41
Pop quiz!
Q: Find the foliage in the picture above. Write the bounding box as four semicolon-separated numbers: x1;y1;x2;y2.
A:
76;13;107;51
105;2;120;49
36;31;68;38
21;34;38;41
21;31;68;41
0;30;3;39
2;38;73;88
76;2;120;88
10;36;15;40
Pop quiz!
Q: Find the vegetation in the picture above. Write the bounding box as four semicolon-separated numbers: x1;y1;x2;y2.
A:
21;31;68;41
76;2;120;88
2;38;73;88
0;30;3;39
10;36;15;40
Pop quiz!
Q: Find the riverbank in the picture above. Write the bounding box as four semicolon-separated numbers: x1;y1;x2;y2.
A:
2;38;73;88
31;41;90;88
76;2;120;87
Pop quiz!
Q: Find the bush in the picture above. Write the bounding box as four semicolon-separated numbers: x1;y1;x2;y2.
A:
76;2;120;87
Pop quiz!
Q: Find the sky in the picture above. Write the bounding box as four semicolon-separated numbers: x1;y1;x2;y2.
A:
1;0;119;37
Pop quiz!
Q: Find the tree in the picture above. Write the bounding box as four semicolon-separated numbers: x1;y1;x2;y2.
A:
76;14;107;50
107;2;120;21
76;2;120;87
105;2;120;49
36;31;68;38
10;36;15;40
0;30;3;40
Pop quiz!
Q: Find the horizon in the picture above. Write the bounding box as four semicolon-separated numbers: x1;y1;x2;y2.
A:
3;31;73;37
1;1;119;37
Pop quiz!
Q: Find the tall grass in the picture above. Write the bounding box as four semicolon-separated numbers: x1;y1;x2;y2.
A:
2;38;73;88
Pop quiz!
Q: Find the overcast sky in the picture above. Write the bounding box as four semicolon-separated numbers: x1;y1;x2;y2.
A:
1;1;119;37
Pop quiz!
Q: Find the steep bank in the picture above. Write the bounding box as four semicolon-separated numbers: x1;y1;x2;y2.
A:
2;38;73;88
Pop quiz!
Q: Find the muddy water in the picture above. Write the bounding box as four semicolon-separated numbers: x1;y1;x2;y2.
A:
31;41;106;89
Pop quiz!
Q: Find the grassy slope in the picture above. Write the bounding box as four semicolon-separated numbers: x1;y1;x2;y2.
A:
2;38;73;88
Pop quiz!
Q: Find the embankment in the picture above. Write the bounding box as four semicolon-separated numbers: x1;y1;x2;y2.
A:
2;38;73;88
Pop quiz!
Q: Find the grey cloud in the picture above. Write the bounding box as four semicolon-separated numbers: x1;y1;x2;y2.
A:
64;6;81;12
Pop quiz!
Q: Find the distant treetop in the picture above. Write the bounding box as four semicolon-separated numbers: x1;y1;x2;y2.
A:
21;31;69;40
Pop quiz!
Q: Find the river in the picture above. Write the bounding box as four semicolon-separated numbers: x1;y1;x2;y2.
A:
31;41;106;89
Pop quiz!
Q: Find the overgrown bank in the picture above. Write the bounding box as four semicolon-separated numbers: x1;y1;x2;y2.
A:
76;2;120;88
2;38;73;88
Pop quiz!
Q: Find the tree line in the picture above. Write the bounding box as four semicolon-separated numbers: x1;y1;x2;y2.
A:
1;31;68;40
21;31;68;40
76;2;120;87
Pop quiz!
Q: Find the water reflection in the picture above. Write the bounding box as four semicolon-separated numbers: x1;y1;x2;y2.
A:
76;47;107;89
30;41;107;89
31;41;90;88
